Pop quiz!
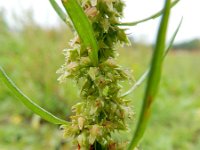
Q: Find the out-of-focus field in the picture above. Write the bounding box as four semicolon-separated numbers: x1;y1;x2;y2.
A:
0;15;200;150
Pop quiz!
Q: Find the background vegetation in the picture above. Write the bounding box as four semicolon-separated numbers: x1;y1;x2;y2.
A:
173;38;200;50
0;11;200;150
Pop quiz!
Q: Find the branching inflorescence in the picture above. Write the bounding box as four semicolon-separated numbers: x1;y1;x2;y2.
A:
57;0;133;149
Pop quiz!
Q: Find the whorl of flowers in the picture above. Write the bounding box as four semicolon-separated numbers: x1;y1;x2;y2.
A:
57;0;133;149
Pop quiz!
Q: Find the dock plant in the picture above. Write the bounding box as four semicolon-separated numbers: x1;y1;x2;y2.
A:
0;0;182;149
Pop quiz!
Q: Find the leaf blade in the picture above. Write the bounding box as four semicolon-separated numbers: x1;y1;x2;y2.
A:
118;0;179;26
61;0;99;66
0;67;69;125
49;0;67;23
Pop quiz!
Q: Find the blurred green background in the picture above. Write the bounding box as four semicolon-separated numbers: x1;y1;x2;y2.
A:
0;11;200;150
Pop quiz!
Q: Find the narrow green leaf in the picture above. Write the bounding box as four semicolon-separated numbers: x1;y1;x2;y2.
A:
121;18;182;98
121;70;149;98
0;67;69;125
118;0;179;26
164;17;183;57
61;0;99;66
128;0;171;149
49;0;67;23
49;0;74;31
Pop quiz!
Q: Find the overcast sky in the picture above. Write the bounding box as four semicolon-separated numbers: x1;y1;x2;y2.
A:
0;0;199;43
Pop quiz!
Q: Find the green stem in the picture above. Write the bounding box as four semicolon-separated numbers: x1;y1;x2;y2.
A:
128;0;171;149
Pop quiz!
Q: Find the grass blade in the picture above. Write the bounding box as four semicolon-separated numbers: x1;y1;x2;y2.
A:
0;67;69;125
121;18;182;98
118;0;179;26
61;0;98;66
128;0;171;149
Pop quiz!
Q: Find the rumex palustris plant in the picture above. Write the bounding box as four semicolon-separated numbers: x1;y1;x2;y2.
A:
0;0;181;149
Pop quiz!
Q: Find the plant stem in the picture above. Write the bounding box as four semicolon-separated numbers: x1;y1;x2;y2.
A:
128;0;171;149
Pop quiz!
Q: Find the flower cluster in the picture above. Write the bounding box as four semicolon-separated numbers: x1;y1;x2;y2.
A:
57;0;133;149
